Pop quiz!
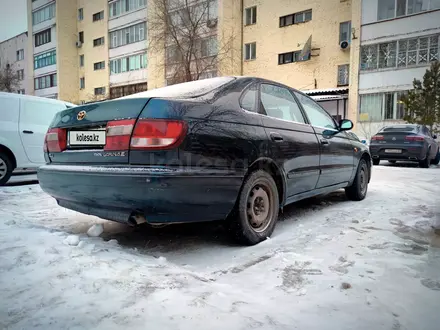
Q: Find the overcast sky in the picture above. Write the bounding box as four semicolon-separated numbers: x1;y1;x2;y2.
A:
0;0;27;42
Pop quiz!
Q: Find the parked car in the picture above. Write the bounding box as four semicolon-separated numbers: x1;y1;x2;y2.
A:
370;124;439;167
37;77;372;245
0;92;76;185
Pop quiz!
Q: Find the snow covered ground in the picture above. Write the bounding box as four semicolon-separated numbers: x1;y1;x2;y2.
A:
1;164;439;330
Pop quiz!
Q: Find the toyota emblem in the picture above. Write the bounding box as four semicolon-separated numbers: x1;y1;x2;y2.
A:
77;110;86;121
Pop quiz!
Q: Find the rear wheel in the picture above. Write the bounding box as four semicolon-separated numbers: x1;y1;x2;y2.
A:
372;158;380;166
0;152;13;186
419;150;431;168
345;159;369;201
229;170;279;245
431;149;440;165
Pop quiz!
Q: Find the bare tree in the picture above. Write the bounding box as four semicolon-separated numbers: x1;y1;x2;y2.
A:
0;62;21;92
357;117;385;141
148;0;236;85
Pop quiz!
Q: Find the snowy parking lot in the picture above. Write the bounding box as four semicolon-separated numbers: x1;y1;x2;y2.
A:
1;164;440;330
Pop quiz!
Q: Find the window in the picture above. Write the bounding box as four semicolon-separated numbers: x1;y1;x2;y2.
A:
240;84;258;112
93;11;104;21
78;8;83;21
166;46;183;63
244;42;256;60
295;92;336;129
261;84;305;123
80;77;85;89
280;9;312;27
339;21;351;43
110;52;147;74
200;37;218;57
94;61;105;70
34;50;56;69
378;0;438;20
378;0;396;20
32;2;55;25
361;34;439;70
79;31;84;43
95;87;106;95
17;89;25;94
109;0;147;18
17;70;24;80
35;29;51;47
245;6;257;25
93;37;105;47
16;49;24;61
278;51;302;64
79;55;84;67
109;22;146;48
110;82;148;99
34;73;57;90
359;91;408;121
337;64;349;86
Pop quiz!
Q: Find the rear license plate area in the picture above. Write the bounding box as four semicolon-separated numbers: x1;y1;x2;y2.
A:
385;149;402;154
68;130;106;147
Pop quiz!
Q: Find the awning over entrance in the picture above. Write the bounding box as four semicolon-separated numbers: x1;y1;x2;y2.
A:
303;87;349;121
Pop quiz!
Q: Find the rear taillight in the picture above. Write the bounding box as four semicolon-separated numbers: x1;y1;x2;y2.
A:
104;119;136;151
44;128;67;152
405;135;424;142
130;119;187;149
371;135;384;141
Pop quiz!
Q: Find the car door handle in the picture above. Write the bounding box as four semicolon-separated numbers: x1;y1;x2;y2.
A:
270;132;284;142
22;130;34;134
320;139;329;145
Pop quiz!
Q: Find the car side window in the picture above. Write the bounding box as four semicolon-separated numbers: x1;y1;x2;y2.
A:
424;127;432;137
240;84;258;112
260;84;306;123
294;92;337;129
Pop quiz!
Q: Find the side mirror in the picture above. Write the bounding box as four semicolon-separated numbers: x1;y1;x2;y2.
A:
433;134;437;139
339;119;353;131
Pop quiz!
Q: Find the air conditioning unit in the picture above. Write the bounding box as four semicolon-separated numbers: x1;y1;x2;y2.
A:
207;18;218;28
340;40;350;50
76;41;83;48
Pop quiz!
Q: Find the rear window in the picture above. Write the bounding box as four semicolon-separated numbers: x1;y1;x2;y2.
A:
380;125;417;132
120;77;236;99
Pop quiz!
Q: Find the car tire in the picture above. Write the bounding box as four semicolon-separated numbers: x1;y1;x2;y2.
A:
345;158;369;201
388;160;396;164
372;158;380;166
228;170;279;246
0;152;13;186
419;150;431;168
431;149;440;165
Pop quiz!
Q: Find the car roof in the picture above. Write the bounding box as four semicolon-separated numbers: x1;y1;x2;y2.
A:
0;91;76;107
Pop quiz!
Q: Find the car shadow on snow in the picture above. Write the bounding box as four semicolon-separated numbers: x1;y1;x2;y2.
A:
100;190;350;254
381;161;438;168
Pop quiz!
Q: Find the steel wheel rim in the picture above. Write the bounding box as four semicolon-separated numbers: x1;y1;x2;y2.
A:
0;158;7;180
247;184;272;233
359;165;367;195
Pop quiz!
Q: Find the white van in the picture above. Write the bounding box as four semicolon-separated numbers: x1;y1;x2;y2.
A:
0;92;76;185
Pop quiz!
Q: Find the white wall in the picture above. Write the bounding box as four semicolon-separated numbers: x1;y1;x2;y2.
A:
359;66;429;93
34;86;58;98
109;40;147;59
110;68;148;86
34;64;57;78
108;9;147;31
32;17;56;35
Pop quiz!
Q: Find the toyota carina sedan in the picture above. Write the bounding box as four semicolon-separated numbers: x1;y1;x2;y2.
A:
38;77;372;245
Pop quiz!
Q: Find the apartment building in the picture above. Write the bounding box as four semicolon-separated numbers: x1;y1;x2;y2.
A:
356;0;440;137
0;32;29;94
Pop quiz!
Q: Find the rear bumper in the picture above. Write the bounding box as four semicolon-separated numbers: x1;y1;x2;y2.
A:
369;145;426;161
37;164;244;224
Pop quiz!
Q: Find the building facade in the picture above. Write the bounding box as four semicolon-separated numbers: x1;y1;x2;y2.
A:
0;32;29;94
356;0;440;138
25;0;362;108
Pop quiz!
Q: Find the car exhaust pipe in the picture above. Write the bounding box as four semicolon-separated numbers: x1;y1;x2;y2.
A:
128;213;147;227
